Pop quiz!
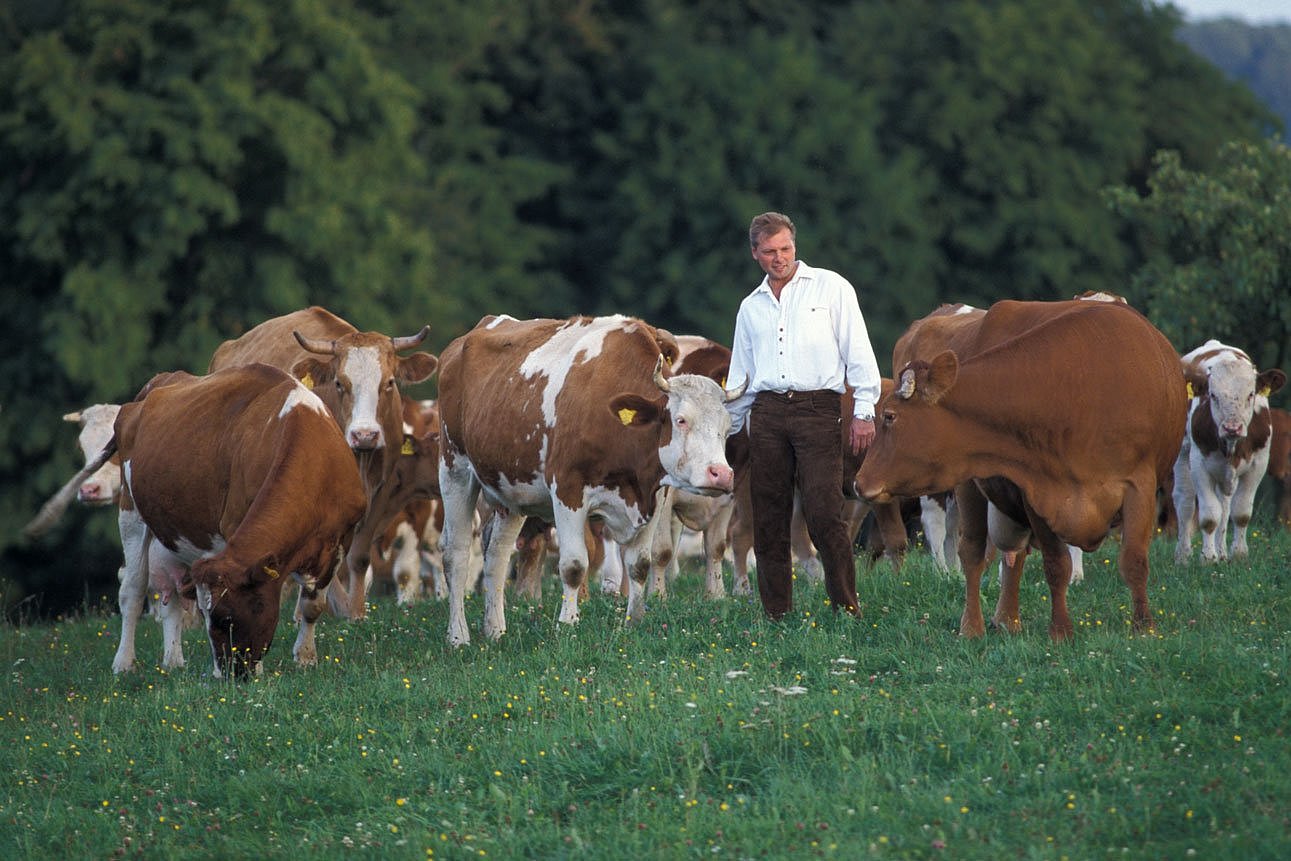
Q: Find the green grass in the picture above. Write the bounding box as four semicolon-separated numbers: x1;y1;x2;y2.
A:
2;528;1289;859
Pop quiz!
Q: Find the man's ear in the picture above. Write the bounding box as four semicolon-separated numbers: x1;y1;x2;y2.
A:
608;393;665;428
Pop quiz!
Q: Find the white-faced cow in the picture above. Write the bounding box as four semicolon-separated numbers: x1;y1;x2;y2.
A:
63;405;123;505
1172;340;1286;563
207;306;437;618
857;299;1187;640
436;314;740;646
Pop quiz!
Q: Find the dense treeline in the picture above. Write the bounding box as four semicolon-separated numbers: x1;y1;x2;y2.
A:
0;0;1280;616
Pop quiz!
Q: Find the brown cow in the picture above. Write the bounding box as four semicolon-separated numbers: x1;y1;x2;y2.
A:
33;365;367;677
208;306;437;618
436;314;740;646
1269;408;1291;528
1173;340;1286;562
857;299;1187;640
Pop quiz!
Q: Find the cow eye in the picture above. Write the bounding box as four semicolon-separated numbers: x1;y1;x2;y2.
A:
882;410;896;427
676;416;688;429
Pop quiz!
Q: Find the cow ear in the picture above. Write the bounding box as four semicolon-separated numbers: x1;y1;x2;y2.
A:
292;357;333;390
397;352;439;385
920;350;959;404
608;393;664;427
1257;368;1287;398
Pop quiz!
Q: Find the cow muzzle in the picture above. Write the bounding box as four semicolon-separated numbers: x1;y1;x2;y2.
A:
78;481;113;504
348;425;384;450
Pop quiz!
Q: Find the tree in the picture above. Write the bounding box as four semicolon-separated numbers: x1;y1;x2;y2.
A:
1106;139;1291;378
0;0;436;611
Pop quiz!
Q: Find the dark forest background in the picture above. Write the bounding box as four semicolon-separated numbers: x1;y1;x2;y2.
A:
3;0;1288;618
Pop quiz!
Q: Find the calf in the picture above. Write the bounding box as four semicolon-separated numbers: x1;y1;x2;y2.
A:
1173;341;1286;562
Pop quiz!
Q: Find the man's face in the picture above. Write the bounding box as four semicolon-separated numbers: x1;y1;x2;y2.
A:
752;228;796;282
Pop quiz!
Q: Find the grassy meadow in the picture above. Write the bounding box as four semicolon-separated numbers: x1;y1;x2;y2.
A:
1;527;1289;859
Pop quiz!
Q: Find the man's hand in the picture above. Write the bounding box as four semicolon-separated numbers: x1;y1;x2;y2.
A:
849;417;875;455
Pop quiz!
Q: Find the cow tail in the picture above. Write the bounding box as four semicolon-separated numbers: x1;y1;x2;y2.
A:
23;438;119;539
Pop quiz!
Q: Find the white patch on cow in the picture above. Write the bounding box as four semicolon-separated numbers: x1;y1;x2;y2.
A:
519;316;628;427
950;303;979;315
484;314;518;329
341;345;384;445
279;383;329;419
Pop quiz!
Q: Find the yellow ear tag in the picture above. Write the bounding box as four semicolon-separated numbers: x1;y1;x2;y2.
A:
263;565;279;579
1185;381;1194;398
720;377;727;389
301;373;315;390
401;437;415;455
618;407;637;426
1259;386;1271;398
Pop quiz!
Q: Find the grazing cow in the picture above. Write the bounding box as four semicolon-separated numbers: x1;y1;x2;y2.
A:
29;366;367;676
1173;341;1286;562
857;299;1187;640
1269;408;1291;528
63;405;123;505
208;306;437;618
436;314;740;646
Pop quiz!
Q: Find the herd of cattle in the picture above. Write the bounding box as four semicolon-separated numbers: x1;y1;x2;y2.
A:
24;298;1290;678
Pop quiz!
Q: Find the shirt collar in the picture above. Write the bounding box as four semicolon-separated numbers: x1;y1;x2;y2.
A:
755;260;815;295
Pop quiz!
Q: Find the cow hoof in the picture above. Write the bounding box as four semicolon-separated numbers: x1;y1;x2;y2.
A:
294;649;317;666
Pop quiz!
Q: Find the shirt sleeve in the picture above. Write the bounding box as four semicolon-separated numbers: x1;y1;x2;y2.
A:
834;275;882;421
725;305;756;435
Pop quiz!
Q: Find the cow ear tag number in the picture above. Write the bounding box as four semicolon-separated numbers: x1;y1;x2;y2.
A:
618;408;637;426
401;437;415;455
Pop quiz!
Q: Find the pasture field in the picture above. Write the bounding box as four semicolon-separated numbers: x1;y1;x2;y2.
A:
1;531;1289;860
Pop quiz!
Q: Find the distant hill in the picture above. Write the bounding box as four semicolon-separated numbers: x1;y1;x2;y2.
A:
1179;18;1291;137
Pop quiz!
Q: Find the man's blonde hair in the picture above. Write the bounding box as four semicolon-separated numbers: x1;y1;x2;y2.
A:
749;212;796;249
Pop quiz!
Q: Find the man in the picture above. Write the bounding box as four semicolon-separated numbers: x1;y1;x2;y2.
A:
726;212;882;619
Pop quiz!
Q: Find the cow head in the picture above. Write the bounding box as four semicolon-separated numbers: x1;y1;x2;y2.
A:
856;351;961;503
64;404;122;505
292;327;438;453
1194;351;1286;456
608;356;741;496
190;554;295;679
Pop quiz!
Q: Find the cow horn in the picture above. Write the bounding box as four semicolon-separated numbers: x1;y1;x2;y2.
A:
723;377;748;403
653;355;671;392
294;331;338;355
898;368;917;399
391;325;430;351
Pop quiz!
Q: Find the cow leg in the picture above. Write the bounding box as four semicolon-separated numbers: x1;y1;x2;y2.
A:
991;548;1026;634
291;570;328;666
1117;481;1157;633
873;500;909;571
920;495;952;573
646;492;679;602
1228;454;1267;559
954;482;990;638
598;529;625;594
1030;522;1074;642
154;583;188;670
193;583;223;679
728;469;755;596
790;494;823;582
1172;448;1198;563
702;500;736;600
552;505;594;625
481;511;524;640
112;508;150;673
440;456;482;647
388;521;423;605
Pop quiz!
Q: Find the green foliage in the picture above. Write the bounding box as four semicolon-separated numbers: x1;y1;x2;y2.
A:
1106;139;1291;375
1;536;1289;857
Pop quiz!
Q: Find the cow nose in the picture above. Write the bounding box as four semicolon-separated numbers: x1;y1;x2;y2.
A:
1222;421;1244;438
348;427;382;449
706;463;734;492
79;482;104;501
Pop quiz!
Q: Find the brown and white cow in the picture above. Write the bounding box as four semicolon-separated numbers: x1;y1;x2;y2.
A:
436;314;740;646
1173;340;1286;563
857;299;1187;640
208;306;437;618
40;366;366;677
